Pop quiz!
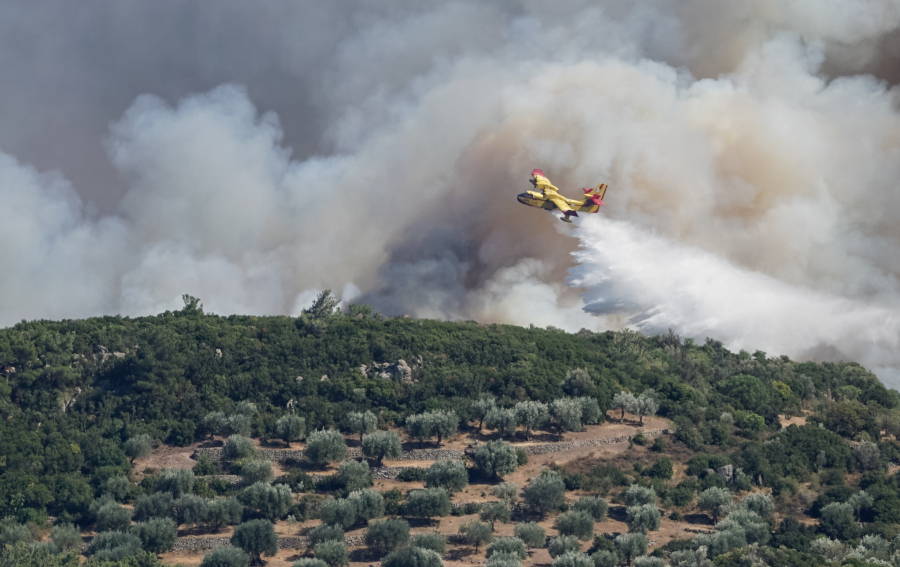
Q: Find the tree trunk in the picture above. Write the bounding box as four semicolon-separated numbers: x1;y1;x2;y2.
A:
621;407;625;421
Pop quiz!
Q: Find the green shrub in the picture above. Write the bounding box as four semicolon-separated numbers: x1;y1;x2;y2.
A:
200;546;250;567
486;537;527;559
514;522;545;548
365;519;410;556
572;496;608;521
315;539;349;567
222;435;256;461
232;520;278;564
383;547;443;567
131;517;177;554
411;533;447;554
549;536;581;558
308;524;345;546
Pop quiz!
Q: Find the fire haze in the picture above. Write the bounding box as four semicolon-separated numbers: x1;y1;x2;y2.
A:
2;2;900;383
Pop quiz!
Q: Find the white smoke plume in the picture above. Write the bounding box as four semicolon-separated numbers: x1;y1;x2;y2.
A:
2;1;900;383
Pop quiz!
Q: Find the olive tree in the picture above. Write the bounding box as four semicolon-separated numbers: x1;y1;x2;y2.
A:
471;397;497;431
348;488;385;522
222;435;256;461
697;487;732;523
631;393;659;426
626;504;660;534
96;501;132;532
474;440;518;479
480;501;512;530
612;392;636;421
487;538;527;560
51;523;82;553
0;523;31;547
133;492;175;522
555;510;595;540
202;412;228;439
573;496;608;521
553;552;593;567
104;476;130;502
548;536;581;558
406;410;459;446
739;493;773;520
361;430;402;465
337;459;372;492
88;531;143;561
201;546;251;567
820;502;860;540
514;522;546;548
412;533;447;554
176;494;209;527
485;407;518;438
460;521;493;552
614;533;647;565
240;459;274;485
563;368;596;397
406;488;451;522
382;547;443;567
365;518;410;556
576;398;602;425
362;431;403;466
590;550;618;567
320;497;359;527
848;490;874;524
493;482;518;504
227;414;253;437
515;401;549;440
131;517;177;554
343;411;378;442
207;497;243;532
238;482;293;520
315;540;349;567
232;519;278;565
123;434;152;464
523;469;566;518
550;399;582;439
308;524;345;547
276;414;306;447
624;486;657;508
670;547;714;567
425;460;468;493
155;467;196;498
305;429;349;466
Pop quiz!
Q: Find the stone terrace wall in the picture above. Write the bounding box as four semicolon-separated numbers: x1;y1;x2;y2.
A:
518;429;669;455
170;534;367;551
194;430;668;463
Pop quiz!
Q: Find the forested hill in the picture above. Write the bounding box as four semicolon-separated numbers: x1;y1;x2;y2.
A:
2;293;900;554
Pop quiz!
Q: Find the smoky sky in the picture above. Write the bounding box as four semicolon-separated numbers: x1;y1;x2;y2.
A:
3;1;900;384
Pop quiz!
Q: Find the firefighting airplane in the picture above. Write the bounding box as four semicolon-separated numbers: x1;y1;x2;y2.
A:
517;169;608;223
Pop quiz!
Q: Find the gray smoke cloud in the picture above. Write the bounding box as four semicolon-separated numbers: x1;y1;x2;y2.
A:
2;1;900;384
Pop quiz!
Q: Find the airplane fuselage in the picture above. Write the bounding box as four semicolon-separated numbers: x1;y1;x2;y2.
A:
516;191;601;214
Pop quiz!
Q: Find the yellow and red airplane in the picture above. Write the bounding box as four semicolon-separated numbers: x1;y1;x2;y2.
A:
517;169;608;223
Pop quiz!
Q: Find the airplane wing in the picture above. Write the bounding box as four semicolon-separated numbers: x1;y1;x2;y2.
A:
531;169;559;193
546;192;573;213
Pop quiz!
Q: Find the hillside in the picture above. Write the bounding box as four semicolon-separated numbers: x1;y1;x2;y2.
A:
1;294;899;567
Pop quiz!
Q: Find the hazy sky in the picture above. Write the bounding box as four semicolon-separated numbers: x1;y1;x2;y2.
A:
3;1;900;383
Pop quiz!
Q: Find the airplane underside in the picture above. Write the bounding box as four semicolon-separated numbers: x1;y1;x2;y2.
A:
516;193;600;222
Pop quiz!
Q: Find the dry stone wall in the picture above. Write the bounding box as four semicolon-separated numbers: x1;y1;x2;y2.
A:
194;430;668;462
170;534;367;552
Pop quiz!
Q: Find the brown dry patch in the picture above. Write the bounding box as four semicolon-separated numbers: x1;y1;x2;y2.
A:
779;414;807;428
132;442;202;479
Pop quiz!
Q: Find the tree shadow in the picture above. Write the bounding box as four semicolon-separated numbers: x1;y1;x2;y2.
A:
684;513;714;525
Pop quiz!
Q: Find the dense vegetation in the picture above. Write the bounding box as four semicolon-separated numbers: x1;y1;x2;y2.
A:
2;293;900;566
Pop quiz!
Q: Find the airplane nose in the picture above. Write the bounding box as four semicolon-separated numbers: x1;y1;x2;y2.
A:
517;193;528;204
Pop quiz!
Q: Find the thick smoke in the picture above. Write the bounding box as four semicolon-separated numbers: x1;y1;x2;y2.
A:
2;2;900;383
